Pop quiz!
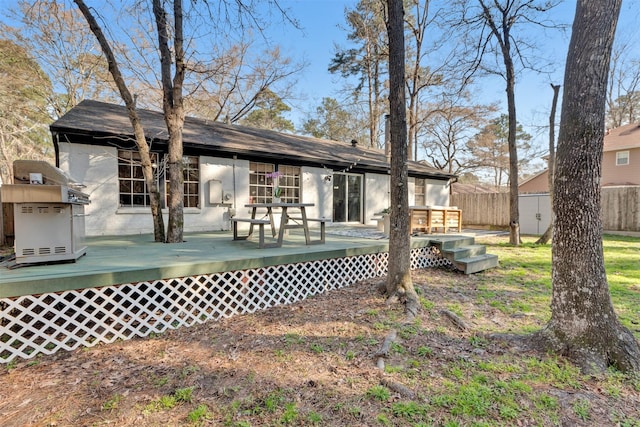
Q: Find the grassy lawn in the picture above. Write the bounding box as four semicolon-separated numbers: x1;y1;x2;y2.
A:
478;234;640;337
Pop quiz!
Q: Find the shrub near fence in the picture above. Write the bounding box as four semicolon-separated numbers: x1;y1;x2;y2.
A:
452;186;640;232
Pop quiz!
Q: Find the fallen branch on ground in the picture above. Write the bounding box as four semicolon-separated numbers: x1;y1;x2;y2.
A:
374;329;397;370
380;377;416;400
440;309;470;331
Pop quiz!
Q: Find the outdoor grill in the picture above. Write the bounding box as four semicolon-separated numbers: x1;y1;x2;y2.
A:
1;160;90;264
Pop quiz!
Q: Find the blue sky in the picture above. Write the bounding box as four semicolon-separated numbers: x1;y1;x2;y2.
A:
270;0;359;104
2;0;639;157
268;0;640;149
267;0;573;144
269;0;575;132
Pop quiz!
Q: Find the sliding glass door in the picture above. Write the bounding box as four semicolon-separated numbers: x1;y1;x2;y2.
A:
332;173;362;223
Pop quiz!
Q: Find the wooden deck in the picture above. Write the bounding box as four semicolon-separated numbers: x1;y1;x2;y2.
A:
0;228;393;298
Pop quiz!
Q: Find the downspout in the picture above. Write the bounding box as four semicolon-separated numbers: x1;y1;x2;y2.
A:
231;155;237;218
384;114;391;207
52;131;60;168
450;175;458;197
384;114;391;162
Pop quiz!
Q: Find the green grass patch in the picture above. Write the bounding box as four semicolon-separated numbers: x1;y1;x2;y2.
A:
187;404;211;423
284;332;305;346
476;235;640;337
419;297;435;311
390;400;429;420
102;393;123;411
306;411;323;424
143;386;194;413
366;385;391;401
280;402;299;424
309;342;324;353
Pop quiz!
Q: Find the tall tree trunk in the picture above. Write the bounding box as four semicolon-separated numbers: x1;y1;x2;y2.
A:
478;0;521;244
74;0;165;243
407;90;416;161
153;0;185;243
535;83;560;245
385;0;419;318
365;41;381;149
535;0;640;373
504;43;520;245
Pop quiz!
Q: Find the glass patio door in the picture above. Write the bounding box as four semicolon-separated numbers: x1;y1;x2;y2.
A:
332;173;362;223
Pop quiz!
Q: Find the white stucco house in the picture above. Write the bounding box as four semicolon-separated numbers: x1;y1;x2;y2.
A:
50;100;456;237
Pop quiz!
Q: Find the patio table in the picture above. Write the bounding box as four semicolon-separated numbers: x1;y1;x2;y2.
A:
242;202;324;248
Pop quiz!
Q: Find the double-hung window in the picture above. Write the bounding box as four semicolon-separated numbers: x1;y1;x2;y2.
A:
249;162;301;203
118;150;159;207
249;162;275;204
165;155;200;208
277;165;301;203
414;178;426;206
616;150;629;166
118;150;200;208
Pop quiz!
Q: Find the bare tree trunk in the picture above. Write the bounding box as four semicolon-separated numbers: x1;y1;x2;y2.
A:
385;0;419;318
74;0;165;243
535;0;640;373
153;0;185;243
503;41;520;245
407;90;416;161
535;83;560;245
365;41;381;149
477;0;521;245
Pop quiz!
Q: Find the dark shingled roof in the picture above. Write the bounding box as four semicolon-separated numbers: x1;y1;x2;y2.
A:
50;100;454;180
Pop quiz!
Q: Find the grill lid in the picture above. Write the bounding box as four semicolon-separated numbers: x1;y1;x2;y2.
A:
0;160;89;204
13;160;81;188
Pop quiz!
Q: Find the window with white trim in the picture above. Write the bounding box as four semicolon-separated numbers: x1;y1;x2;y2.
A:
118;150;200;208
414;178;426;206
276;165;301;203
249;162;275;204
616;150;629;166
165;155;200;208
249;162;301;203
183;156;200;208
118;150;159;207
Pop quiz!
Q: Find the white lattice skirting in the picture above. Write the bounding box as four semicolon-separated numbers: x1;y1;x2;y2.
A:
0;246;451;363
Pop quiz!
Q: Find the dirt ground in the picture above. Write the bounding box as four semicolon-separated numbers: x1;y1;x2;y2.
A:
1;267;639;426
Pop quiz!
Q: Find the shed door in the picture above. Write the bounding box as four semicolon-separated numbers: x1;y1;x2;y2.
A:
518;194;551;235
333;173;362;223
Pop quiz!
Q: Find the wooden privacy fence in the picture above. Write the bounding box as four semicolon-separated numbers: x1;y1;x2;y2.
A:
451;192;510;227
452;186;640;232
601;186;640;232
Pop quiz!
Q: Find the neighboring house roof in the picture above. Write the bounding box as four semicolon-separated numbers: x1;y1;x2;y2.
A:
50;100;455;181
518;168;550;193
451;182;498;194
604;123;640;152
520;123;640;191
519;168;548;186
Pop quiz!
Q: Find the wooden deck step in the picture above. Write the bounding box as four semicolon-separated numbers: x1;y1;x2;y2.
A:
441;244;486;262
427;236;476;251
422;235;498;274
452;253;499;275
